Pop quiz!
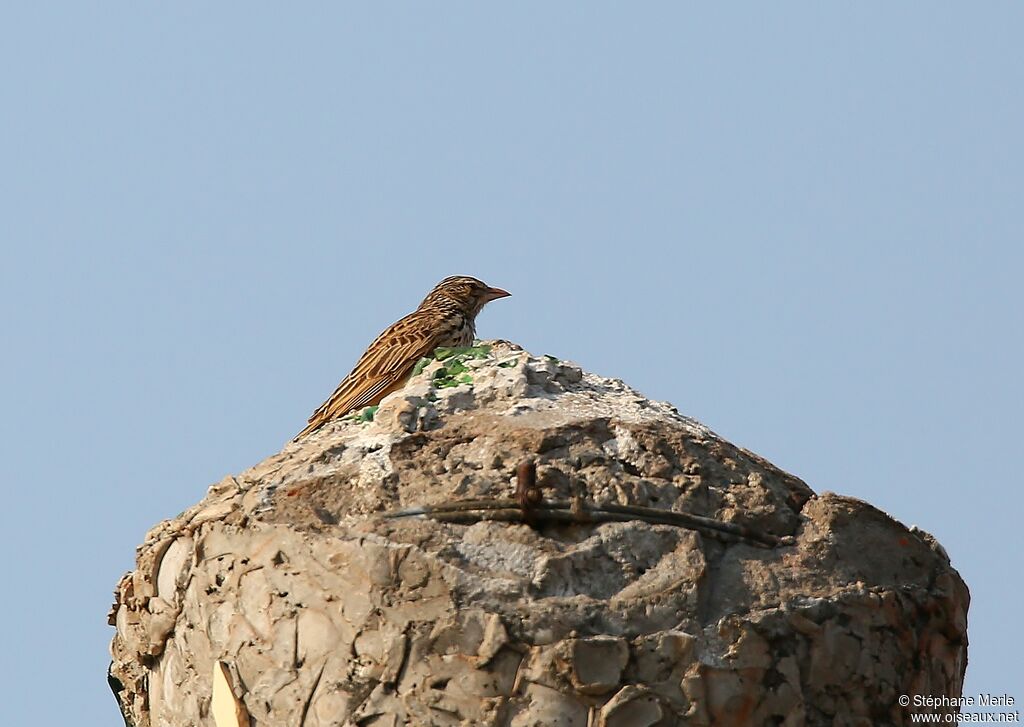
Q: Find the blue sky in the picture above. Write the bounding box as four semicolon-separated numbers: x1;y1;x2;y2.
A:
2;5;1021;722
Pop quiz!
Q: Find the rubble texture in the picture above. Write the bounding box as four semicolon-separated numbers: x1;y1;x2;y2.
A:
109;342;969;726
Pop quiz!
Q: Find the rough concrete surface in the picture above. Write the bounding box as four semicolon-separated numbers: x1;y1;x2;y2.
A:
108;341;969;726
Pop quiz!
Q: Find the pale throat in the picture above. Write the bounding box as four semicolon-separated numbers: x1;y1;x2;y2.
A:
455;316;476;346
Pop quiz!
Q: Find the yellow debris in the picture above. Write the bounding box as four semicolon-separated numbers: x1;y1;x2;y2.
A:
211;661;249;727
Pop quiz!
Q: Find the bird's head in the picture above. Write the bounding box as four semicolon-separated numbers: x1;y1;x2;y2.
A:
422;275;510;317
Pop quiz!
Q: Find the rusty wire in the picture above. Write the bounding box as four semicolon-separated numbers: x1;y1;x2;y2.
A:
383;460;789;549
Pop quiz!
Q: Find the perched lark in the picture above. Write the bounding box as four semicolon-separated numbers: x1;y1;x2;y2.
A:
296;275;510;439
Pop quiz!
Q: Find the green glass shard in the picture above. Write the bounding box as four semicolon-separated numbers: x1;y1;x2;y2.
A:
412;357;431;376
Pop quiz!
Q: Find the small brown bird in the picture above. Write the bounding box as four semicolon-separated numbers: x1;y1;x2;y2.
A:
296;275;510;439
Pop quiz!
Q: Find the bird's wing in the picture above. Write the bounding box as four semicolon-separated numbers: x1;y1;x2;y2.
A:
295;311;442;439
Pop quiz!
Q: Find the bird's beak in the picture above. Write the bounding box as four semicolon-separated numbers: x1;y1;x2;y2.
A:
485;286;511;301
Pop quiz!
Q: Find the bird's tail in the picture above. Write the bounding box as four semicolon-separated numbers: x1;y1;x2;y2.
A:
292;419;320;441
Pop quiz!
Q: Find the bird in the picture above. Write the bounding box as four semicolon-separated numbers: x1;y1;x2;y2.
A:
295;275;510;439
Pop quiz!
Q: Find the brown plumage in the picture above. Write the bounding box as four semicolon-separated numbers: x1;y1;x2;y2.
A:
295;275;510;439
